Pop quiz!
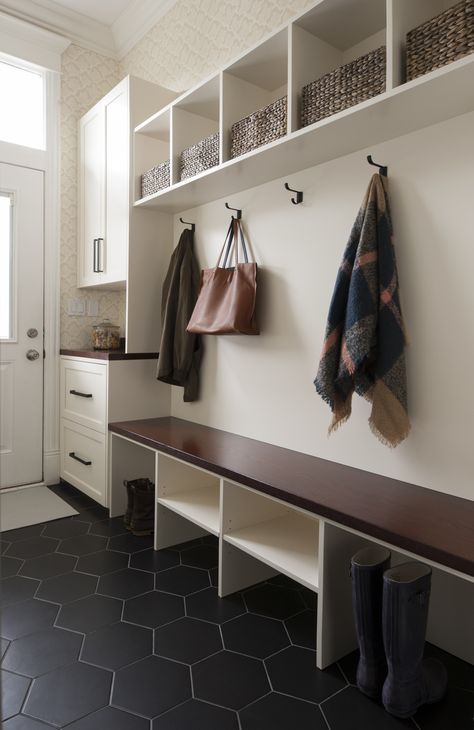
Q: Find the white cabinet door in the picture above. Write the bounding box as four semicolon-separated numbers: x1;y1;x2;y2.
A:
78;83;128;289
78;105;105;287
103;86;128;285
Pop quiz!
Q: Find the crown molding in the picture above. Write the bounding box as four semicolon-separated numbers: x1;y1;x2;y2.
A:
0;0;116;58
112;0;177;58
0;0;178;61
0;10;71;70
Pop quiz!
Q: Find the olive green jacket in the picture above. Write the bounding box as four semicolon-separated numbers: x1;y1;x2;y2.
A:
157;228;202;401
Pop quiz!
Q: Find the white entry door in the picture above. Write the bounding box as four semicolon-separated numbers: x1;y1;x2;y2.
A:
0;163;44;488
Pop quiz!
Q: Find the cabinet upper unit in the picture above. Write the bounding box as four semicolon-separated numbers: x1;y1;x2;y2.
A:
77;75;176;289
132;0;474;213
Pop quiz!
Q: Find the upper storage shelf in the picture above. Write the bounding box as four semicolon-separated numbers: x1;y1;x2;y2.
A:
133;0;474;213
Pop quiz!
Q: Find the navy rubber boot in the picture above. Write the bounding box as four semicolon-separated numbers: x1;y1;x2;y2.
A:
382;562;448;718
351;546;391;698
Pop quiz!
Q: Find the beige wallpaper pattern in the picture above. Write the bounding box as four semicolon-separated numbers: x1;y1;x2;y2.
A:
120;0;314;90
60;45;123;349
60;0;314;348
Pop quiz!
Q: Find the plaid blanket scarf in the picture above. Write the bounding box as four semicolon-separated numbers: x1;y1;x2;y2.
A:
314;173;410;447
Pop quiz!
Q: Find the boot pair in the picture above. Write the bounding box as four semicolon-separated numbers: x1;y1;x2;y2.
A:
123;478;155;535
351;546;447;719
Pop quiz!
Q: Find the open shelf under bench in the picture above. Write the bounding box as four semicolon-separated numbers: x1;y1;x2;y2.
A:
157;484;220;536
224;512;319;591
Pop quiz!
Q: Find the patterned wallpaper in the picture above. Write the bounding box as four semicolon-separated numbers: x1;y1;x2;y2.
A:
120;0;314;90
60;0;314;348
60;45;123;349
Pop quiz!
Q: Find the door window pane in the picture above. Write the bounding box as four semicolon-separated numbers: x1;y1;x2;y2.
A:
0;193;13;339
0;61;45;149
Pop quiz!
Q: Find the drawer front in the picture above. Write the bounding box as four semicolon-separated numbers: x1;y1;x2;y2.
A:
60;419;107;506
61;358;107;432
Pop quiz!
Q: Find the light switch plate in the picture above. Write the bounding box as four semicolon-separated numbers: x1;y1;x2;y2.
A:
87;299;99;316
66;298;86;316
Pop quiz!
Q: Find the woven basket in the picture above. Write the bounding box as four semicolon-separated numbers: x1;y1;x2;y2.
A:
180;132;220;181
231;96;287;159
406;0;474;81
301;46;386;127
141;160;170;198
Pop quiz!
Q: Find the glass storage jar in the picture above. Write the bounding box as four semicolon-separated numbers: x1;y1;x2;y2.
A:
91;320;121;350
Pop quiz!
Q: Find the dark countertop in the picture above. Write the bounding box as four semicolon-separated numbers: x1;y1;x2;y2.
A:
60;349;159;361
108;417;474;577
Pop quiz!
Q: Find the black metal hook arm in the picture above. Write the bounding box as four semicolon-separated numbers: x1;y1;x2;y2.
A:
180;217;195;232
225;202;242;219
367;155;388;177
284;182;303;205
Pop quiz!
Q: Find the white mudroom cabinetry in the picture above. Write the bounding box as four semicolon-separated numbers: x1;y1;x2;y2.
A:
77;75;177;352
60;354;171;506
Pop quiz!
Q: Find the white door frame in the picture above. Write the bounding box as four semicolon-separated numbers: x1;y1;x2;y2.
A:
0;21;70;484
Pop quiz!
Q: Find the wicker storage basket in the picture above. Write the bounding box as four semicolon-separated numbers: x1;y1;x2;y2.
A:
141;160;170;197
406;0;474;81
230;96;287;159
301;46;386;127
180;132;220;181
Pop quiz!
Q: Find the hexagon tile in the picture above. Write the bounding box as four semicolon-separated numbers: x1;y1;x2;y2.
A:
1;482;472;729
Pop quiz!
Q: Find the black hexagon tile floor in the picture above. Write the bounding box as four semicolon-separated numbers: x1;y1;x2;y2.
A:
81;621;153;669
2;626;82;677
24;661;112;726
1;483;472;729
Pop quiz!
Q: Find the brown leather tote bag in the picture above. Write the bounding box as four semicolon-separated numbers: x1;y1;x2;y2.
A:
187;218;259;335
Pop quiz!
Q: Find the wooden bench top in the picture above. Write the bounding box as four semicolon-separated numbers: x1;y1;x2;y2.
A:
109;417;474;577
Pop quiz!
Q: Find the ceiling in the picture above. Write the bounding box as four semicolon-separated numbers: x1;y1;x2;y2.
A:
0;0;178;58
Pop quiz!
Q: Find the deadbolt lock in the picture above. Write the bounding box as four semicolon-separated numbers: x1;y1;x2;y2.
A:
27;328;39;338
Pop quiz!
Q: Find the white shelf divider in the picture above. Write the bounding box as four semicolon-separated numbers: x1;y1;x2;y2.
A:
158;484;220;536
224;513;319;591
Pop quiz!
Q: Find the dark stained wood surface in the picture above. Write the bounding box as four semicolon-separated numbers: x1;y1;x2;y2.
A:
61;349;158;361
108;417;474;577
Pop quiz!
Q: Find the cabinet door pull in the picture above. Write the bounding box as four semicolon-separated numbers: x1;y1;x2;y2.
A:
69;451;92;466
69;389;93;398
97;237;104;272
93;238;99;272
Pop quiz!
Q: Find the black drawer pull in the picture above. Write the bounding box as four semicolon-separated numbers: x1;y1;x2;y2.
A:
69;389;93;398
69;452;92;466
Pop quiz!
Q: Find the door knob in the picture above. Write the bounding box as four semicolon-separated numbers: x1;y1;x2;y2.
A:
26;349;40;361
27;328;38;338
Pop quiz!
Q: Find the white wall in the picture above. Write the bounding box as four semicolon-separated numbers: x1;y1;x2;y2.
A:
171;111;474;501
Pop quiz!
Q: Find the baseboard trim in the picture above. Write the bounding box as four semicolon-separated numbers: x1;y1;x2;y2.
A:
44;449;60;485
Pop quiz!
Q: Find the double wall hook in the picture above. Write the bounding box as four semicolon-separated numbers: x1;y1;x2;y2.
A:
179;217;195;232
225;202;242;219
367;155;388;177
284;182;303;205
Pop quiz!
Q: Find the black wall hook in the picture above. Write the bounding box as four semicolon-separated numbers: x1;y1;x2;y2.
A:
225;202;242;219
284;182;303;205
367;155;388;177
180;217;195;232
